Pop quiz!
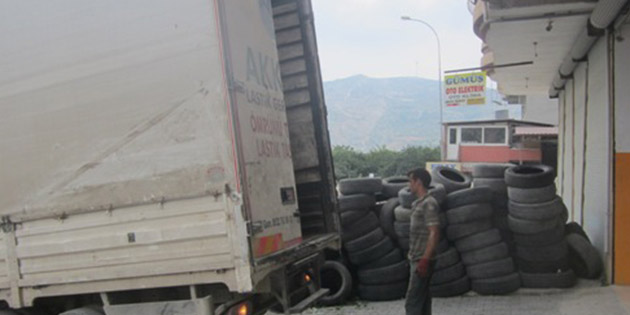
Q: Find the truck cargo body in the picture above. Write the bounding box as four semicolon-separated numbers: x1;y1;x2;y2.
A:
0;0;338;312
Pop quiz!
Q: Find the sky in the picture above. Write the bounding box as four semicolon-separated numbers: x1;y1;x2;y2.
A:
311;0;484;82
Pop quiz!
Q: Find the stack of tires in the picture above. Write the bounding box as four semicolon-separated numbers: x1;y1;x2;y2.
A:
505;165;576;289
430;241;471;297
337;178;409;301
446;187;520;295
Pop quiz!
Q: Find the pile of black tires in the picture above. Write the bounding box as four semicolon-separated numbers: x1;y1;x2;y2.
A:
337;178;409;302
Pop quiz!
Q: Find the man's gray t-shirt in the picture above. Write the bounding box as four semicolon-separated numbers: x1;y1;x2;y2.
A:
408;194;440;262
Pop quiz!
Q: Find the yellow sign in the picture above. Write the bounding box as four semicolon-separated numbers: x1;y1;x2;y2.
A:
444;71;486;107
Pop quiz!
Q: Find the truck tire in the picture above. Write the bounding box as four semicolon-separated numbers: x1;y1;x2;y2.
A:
362;248;404;269
504;165;555;189
394;206;412;222
565;222;590;242
508;197;566;221
446;219;493;241
344;228;385;252
431;276;471;297
466;257;514;280
394;221;410;238
431;262;466;286
429;184;447;206
338;194;376;212
446;203;493;225
432;167;472;193
342;213;380;243
567;233;603;279
358;260;409;285
382;176;409;198
461;242;509;266
471;273;520;295
516;240;568;262
446;187;493;209
507;215;558;235
319;260;353;306
512;222;565;247
473;163;513;178
507;185;556;204
348;237;394;266
454;229;501;253
472;178;507;195
398;188;417;208
517;257;570;273
357;280;408;301
380;198;399;239
435;247;460;270
520;270;577;288
340;210;365;227
338;178;383;195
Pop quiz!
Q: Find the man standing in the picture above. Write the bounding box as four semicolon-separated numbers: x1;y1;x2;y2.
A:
405;168;440;315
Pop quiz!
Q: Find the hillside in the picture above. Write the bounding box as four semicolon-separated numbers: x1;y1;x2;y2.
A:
323;75;521;151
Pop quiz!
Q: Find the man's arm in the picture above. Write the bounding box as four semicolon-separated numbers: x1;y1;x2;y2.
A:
422;225;440;261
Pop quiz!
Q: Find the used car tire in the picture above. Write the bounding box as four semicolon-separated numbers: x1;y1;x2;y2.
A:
380;198;399;239
513;222;565;247
344;228;385;252
319;260;353;306
447;219;493;241
358;260;409;285
516;240;568;262
436;239;450;254
339;178;383;195
340;210;365;228
398;188;417;208
357;280;408;301
435;247;460;270
348;237;395;265
429;184;447;206
362;248;404;269
338;194;376;212
467;257;515;280
431;166;472;194
446;187;493;209
454;229;502;253
431;276;471;297
461;242;510;266
472;178;508;195
507;215;558;235
431;262;466;286
507;184;556;204
471;273;520;295
565;222;590;242
394;206;413;222
504;165;555;189
342;213;380;243
567;233;603;279
520;270;577;289
394;221;410;238
473;163;513;179
508;197;566;221
517;256;570;273
446;203;494;225
382;176;409;198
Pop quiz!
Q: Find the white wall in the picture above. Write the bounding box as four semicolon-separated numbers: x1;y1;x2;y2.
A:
616;24;630;153
572;63;587;224
561;80;575;215
522;95;559;125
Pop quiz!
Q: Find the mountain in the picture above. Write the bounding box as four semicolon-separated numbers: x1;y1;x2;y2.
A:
323;75;521;151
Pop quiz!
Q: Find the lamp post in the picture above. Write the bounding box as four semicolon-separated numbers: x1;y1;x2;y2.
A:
401;16;445;160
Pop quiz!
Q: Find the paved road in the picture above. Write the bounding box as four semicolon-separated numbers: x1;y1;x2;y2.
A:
282;280;630;315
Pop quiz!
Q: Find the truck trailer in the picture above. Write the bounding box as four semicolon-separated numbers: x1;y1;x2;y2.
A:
0;0;339;314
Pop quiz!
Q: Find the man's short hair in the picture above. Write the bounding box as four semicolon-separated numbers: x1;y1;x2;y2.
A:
407;168;431;189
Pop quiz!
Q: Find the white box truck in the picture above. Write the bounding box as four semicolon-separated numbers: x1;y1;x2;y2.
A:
0;0;339;314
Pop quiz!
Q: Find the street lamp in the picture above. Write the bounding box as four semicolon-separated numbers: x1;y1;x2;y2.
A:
401;16;445;160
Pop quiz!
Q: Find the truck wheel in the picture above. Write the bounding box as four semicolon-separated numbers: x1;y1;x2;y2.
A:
454;229;501;253
382;176;409;198
520;270;577;288
434;247;460;270
379;198;399;239
461;242;509;266
504;165;555;189
344;228;384;252
446;203;493;225
466;257;514;280
446;187;493;209
446;219;493;241
471;273;520;295
319;260;352;306
508;197;566;221
357;280;408;301
398;188;417;208
362;248;404;269
507;185;556;204
431;262;465;286
339;178;383;195
348;237;394;265
338;194;375;212
358;260;409;285
567;233;603;279
473;163;513;178
431;167;472;194
430;276;470;297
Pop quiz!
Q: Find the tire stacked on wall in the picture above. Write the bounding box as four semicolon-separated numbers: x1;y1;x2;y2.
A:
446;187;521;295
505;165;577;289
338;178;409;301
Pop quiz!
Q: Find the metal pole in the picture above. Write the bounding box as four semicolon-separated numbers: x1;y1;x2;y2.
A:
401;16;444;159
